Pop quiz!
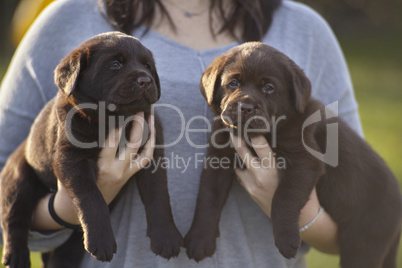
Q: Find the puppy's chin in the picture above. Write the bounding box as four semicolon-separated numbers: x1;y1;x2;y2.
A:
107;87;158;115
109;91;158;106
244;117;271;131
221;107;271;132
109;82;159;104
108;101;152;116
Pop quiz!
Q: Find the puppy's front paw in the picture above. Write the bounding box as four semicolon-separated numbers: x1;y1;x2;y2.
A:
184;227;218;262
148;225;184;259
84;228;117;262
274;227;301;259
2;248;30;268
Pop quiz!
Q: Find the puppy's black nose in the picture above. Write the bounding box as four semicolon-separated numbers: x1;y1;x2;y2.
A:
239;103;255;114
136;76;151;89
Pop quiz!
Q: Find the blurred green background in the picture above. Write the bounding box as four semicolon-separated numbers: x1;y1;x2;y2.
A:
0;0;401;267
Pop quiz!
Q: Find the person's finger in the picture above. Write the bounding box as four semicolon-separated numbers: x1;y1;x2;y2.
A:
230;132;260;169
141;115;156;155
235;167;263;198
130;115;155;171
234;168;249;186
99;127;123;160
122;112;149;160
117;112;145;161
126;112;145;150
126;115;155;175
250;136;275;168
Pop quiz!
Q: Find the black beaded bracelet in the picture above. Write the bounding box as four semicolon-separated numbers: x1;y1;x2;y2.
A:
48;192;82;230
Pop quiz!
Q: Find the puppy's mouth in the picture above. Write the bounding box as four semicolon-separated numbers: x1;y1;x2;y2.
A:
108;76;158;108
221;102;270;131
109;99;151;113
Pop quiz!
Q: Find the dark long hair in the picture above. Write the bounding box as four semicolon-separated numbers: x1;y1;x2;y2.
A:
100;0;282;42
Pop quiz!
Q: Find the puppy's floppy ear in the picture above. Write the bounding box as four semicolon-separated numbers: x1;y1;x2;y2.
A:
200;56;227;106
54;47;88;96
290;63;311;113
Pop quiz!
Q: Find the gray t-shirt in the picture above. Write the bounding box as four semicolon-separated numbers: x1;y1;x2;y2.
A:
0;0;363;267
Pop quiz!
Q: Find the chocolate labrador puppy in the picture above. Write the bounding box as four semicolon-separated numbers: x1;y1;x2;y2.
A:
1;32;183;268
184;42;402;267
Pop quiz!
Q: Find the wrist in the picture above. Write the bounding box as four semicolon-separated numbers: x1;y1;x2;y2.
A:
299;200;321;229
52;189;80;226
50;192;81;229
299;206;324;232
299;209;339;254
31;191;80;231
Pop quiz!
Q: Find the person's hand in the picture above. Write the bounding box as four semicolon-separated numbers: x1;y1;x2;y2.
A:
231;133;339;254
32;112;155;230
96;112;155;204
230;133;279;217
231;133;321;220
59;112;155;205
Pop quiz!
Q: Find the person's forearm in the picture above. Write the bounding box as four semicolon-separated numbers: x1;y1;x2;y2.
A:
299;201;339;254
31;182;123;231
30;115;154;232
31;192;79;231
231;135;340;254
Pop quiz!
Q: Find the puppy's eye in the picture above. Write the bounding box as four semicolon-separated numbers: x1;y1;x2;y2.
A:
227;79;240;89
109;60;122;70
262;83;275;94
144;63;152;70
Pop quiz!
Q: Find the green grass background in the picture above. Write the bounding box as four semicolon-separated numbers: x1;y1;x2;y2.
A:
0;30;401;268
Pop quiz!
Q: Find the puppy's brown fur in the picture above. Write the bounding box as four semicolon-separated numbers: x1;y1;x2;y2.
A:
184;42;402;267
1;32;183;268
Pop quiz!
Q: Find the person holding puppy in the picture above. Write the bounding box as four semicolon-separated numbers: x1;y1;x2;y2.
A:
0;0;363;267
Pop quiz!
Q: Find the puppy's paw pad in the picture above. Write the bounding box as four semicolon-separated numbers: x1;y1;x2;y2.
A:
2;249;30;268
149;227;184;259
88;245;117;262
184;231;217;262
275;235;301;259
85;232;117;262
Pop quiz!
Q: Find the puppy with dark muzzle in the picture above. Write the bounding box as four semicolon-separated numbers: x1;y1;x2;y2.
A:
184;42;402;267
0;32;183;268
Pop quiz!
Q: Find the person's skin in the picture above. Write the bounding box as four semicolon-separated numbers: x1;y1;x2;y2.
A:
31;0;339;255
151;0;241;50
231;134;339;254
31;112;155;230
